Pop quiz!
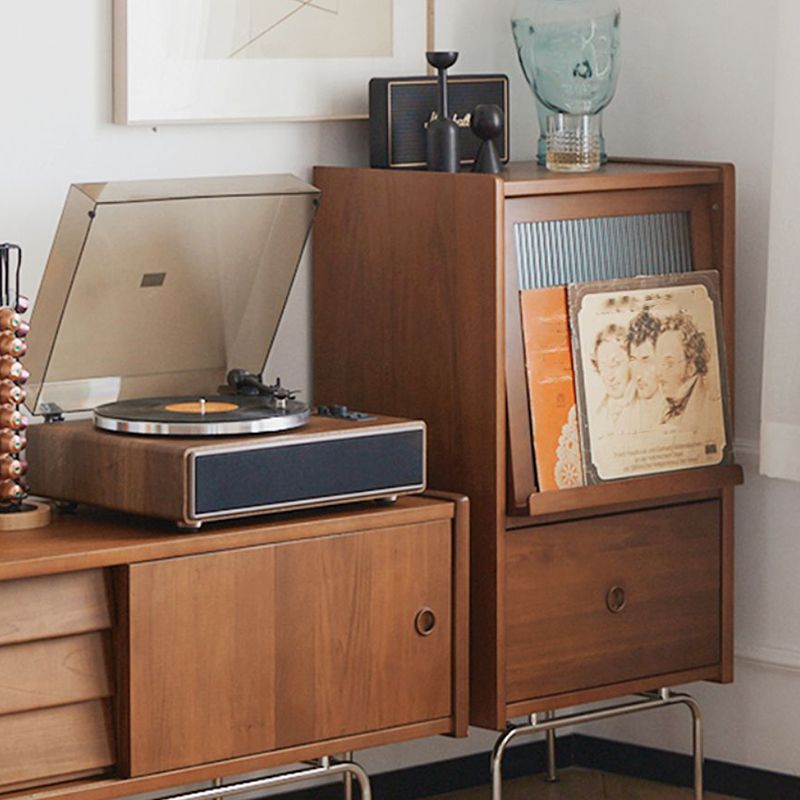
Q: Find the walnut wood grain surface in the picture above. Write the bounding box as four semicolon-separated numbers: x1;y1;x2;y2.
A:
525;464;742;518
0;719;452;800
506;665;721;717
313;161;737;730
125;545;278;774
0;495;452;581
0;633;112;715
506;501;721;702
502;161;723;197
26;422;185;521
0;495;465;798
425;490;471;737
721;487;736;682
124;520;452;775
313;165;507;729
0;700;114;789
273;519;452;745
716;164;737;684
0;570;111;646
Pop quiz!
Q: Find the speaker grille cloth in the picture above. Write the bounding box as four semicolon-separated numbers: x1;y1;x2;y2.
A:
514;212;693;289
194;430;423;515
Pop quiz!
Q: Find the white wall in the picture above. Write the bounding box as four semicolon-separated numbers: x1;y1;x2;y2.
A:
5;0;800;786
0;0;521;398
0;0;369;398
573;0;800;778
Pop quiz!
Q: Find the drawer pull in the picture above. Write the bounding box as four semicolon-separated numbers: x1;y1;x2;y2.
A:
415;607;437;636
606;586;627;614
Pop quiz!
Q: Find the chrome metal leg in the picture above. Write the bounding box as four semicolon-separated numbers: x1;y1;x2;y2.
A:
211;777;223;800
343;751;354;800
490;689;704;800
491;724;519;800
350;760;372;800
158;755;371;800
682;694;704;800
543;711;558;783
643;689;704;799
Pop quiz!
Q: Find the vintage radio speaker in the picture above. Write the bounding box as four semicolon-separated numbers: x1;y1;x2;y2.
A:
369;74;509;169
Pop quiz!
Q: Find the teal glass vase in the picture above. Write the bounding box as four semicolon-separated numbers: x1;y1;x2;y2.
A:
512;0;621;172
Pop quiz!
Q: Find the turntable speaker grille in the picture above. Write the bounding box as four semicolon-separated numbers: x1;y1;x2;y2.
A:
192;429;424;516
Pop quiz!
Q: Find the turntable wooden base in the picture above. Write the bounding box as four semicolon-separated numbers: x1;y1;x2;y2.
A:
26;415;426;528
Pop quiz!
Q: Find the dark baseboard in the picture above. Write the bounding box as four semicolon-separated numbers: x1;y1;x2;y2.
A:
274;739;569;800
574;734;800;800
275;733;800;800
370;737;574;800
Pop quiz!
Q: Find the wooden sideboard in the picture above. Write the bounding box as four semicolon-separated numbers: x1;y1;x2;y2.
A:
312;161;743;732
0;494;468;799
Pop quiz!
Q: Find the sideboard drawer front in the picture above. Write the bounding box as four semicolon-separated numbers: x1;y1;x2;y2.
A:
506;501;721;703
0;570;116;791
0;699;114;790
0;570;111;647
0;633;112;716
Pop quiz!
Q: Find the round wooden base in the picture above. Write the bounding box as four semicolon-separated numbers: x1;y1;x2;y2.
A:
0;501;51;531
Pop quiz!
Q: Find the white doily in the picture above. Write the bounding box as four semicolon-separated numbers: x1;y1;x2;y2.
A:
554;405;584;488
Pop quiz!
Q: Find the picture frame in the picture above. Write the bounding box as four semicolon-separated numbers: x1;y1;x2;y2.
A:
569;271;733;483
113;0;436;125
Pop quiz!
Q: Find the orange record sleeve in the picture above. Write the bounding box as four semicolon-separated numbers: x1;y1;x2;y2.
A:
519;287;584;491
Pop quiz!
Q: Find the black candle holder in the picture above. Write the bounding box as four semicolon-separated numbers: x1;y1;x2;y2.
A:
425;51;461;173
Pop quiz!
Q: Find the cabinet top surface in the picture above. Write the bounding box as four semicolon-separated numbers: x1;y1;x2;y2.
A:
313;160;729;198
500;160;727;196
0;495;454;582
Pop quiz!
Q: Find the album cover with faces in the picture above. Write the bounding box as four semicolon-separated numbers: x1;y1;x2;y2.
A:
568;271;732;483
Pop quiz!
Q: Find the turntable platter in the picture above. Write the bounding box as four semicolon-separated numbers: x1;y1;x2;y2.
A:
94;395;309;436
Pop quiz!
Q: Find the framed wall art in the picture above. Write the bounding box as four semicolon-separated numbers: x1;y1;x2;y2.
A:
113;0;435;124
569;271;733;483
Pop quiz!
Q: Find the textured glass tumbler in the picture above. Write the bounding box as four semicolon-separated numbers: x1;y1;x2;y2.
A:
546;113;601;172
512;0;621;172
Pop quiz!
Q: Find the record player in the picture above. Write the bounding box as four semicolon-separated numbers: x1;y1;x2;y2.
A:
24;175;426;528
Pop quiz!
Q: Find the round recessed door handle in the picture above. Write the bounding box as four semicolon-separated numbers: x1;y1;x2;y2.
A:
415;607;437;636
606;585;627;614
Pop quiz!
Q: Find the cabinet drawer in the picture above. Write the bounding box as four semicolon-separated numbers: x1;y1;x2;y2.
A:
0;570;115;791
124;520;452;775
506;501;720;703
0;570;111;646
0;633;112;716
0;700;114;790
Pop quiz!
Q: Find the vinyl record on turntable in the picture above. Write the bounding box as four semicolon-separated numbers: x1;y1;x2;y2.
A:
94;394;310;436
24;174;321;420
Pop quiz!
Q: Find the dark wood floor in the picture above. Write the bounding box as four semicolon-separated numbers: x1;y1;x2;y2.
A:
428;768;739;799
